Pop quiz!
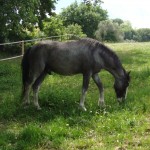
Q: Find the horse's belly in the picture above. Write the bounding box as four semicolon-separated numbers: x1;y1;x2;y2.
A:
52;68;80;75
50;62;81;75
47;52;90;75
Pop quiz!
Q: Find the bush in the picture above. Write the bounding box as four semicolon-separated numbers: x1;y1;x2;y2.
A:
95;20;124;42
64;24;86;40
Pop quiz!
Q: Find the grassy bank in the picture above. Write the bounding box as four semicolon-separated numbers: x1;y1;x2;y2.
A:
0;42;150;150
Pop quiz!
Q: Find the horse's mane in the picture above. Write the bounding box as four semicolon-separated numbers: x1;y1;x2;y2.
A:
79;38;116;56
79;38;122;67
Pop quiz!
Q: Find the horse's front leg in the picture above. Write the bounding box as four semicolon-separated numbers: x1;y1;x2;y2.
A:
92;73;105;107
32;72;47;110
79;73;91;111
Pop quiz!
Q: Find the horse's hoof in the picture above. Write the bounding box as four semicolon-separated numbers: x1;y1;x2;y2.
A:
79;105;87;111
23;105;29;109
98;101;106;108
22;102;30;109
36;106;42;110
22;101;30;106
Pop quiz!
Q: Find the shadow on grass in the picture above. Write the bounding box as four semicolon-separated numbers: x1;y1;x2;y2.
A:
0;86;136;124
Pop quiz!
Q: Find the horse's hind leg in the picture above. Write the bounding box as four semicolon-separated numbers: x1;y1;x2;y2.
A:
92;73;105;107
79;73;91;111
22;82;32;106
32;71;47;110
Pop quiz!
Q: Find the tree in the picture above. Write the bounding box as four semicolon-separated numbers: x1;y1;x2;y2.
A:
0;0;57;44
120;21;134;40
113;18;124;25
83;0;103;6
64;24;86;38
43;16;64;37
60;1;107;38
95;20;124;42
26;28;45;39
135;28;150;42
43;17;86;40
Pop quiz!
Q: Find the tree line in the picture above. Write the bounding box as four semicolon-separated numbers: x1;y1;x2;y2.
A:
0;0;150;46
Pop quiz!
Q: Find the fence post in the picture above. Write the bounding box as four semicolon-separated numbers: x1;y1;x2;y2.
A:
21;41;24;55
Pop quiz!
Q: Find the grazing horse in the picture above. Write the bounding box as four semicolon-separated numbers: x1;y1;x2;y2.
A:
21;38;130;111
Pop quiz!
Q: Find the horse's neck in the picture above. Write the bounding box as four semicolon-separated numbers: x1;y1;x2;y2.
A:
107;67;125;80
97;46;125;80
103;56;125;79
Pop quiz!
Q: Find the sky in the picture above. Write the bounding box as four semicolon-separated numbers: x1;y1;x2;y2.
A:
55;0;150;29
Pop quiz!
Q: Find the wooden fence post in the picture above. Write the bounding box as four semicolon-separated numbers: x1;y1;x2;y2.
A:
21;41;24;55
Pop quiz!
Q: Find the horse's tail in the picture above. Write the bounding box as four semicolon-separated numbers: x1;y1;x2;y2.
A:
21;47;31;96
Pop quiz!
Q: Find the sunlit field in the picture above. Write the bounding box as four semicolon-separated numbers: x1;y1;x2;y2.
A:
0;42;150;150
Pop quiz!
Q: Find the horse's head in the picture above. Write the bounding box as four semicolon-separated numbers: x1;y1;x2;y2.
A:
114;71;130;103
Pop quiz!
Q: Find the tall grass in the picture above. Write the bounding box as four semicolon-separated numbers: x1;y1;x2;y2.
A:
0;42;150;150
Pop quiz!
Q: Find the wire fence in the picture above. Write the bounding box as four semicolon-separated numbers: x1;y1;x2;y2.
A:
0;34;80;62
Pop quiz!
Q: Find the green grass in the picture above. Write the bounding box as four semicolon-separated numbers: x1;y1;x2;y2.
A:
0;42;150;150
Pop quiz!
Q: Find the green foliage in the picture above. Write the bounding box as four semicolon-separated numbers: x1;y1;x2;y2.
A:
95;20;124;42
26;28;45;39
43;17;86;39
83;0;103;6
1;0;149;43
120;21;135;40
64;24;86;38
95;19;150;42
60;1;107;38
0;0;57;43
113;18;124;25
112;19;150;42
43;16;64;36
135;28;150;42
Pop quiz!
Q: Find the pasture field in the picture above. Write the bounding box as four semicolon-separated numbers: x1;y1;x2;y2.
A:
0;42;150;150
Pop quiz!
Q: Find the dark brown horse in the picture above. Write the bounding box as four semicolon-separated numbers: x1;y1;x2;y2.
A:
22;38;130;111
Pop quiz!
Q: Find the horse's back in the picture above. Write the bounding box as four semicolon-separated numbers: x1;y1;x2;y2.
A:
46;41;91;75
28;39;99;75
